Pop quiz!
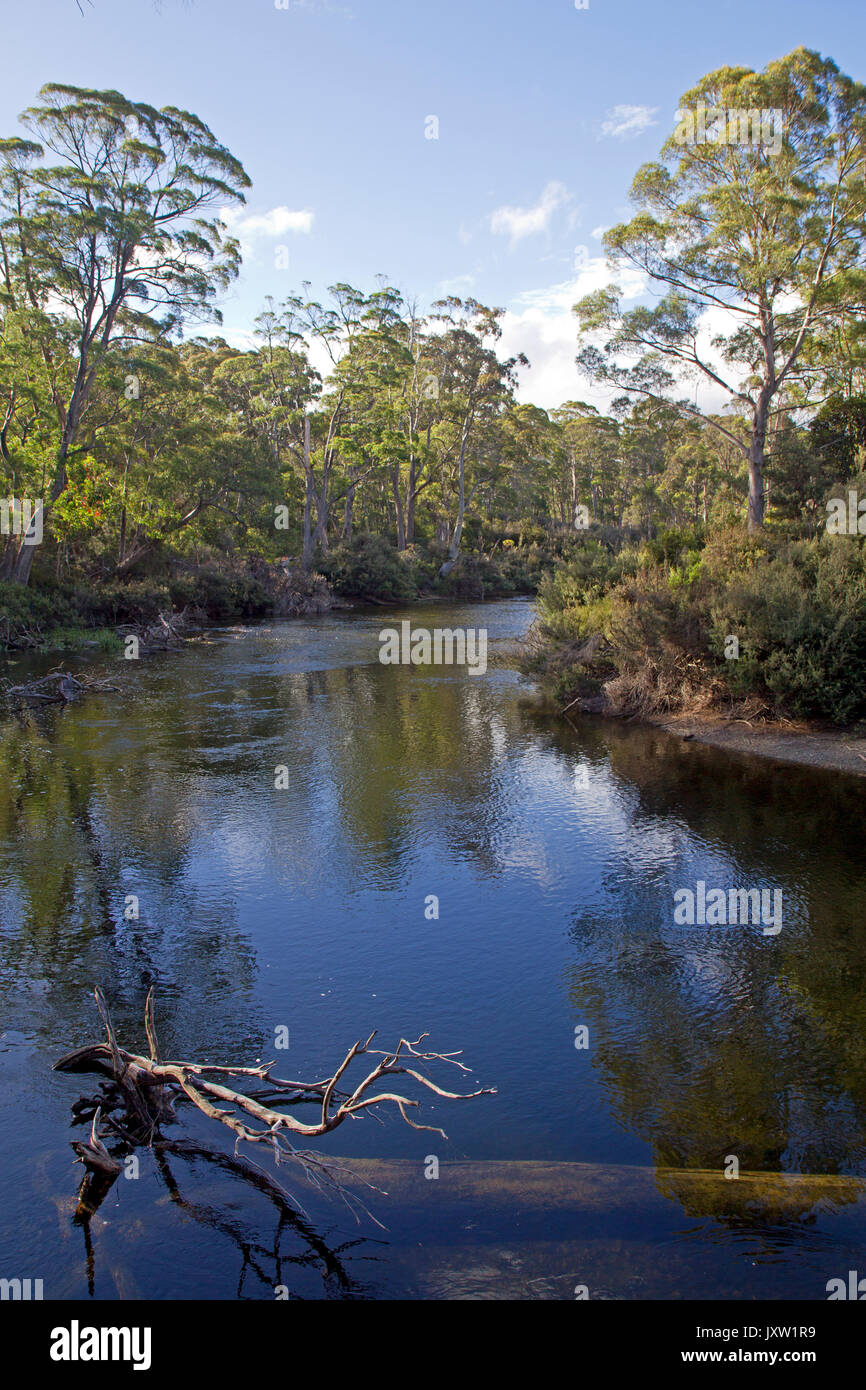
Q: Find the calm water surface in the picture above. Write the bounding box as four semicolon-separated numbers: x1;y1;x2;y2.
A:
1;598;865;1298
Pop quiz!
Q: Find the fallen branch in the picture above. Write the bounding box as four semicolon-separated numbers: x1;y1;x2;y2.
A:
55;988;496;1218
2;668;121;705
116;607;194;653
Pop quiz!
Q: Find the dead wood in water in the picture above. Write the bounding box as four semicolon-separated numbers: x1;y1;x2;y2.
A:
55;988;495;1221
3;668;121;705
117;606;194;653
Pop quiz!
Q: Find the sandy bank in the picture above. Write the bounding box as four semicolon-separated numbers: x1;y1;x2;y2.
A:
644;710;866;777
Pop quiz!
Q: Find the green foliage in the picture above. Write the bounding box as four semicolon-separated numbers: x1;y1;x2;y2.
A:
168;570;270;620
643;526;706;567
318;535;419;602
536;539;639;636
0;581;76;636
530;528;866;725
0;68;864;741
43;626;122;653
706;534;866;723
0;569;276;650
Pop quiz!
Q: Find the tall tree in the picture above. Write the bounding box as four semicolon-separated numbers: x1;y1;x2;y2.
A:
0;84;250;581
427;298;526;575
574;49;866;530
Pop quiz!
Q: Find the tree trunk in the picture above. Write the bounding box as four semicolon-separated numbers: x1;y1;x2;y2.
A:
115;543;152;579
747;396;769;532
0;535;17;581
10;500;46;585
405;480;415;546
438;429;469;578
342;467;357;541
391;464;406;550
301;417;314;573
312;493;329;557
10;422;76;584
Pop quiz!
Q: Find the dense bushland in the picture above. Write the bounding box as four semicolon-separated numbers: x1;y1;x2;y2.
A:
526;524;866;726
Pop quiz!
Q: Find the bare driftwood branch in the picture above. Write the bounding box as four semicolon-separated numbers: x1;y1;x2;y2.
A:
2;668;121;706
55;987;496;1219
70;1107;123;1177
116;607;194;653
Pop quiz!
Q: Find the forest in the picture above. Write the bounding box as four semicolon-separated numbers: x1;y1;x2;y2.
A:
3;49;866;723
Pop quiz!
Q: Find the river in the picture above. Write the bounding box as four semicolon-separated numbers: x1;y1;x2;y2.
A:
1;597;865;1299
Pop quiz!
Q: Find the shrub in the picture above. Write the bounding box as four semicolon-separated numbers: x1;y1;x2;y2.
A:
525;526;866;725
318;534;419;602
169;570;270;619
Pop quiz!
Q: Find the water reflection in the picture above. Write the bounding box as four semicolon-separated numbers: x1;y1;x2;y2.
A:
1;600;865;1298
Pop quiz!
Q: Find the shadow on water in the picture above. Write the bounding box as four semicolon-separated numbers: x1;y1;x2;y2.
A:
70;1136;379;1300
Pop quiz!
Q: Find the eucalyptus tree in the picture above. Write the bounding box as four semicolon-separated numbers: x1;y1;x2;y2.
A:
575;48;866;530
0;302;59;576
47;337;271;577
0;83;250;581
551;402;623;527
426;298;527;575
323;287;413;546
253;283;408;566
107;340;277;576
396;305;449;548
213;310;322;568
493;403;563;528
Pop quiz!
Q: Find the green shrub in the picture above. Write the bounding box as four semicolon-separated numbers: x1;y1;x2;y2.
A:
319;534;419;602
536;540;639;637
169;570;270;619
525;526;866;725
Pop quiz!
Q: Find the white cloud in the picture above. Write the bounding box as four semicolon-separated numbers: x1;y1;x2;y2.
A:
436;272;476;296
498;257;647;410
500;262;764;413
599;105;658;140
214;326;258;350
686;302;760;412
490;181;570;246
221;205;315;242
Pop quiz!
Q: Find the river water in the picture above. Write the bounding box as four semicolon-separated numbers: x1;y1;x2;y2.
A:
1;597;866;1299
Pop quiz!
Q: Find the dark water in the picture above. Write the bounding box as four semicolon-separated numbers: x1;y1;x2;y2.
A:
1;598;866;1299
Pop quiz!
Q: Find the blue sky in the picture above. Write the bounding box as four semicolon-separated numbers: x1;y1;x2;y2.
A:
4;0;866;405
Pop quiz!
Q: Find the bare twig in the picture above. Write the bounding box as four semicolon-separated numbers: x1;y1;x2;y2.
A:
55;989;496;1217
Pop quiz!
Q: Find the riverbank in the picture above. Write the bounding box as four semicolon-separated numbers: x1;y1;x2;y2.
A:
0;563;337;654
647;709;866;777
554;690;866;777
0;534;552;654
7;593;866;782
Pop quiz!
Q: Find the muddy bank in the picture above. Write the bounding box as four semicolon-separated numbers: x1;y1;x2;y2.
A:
641;711;866;777
557;692;866;777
